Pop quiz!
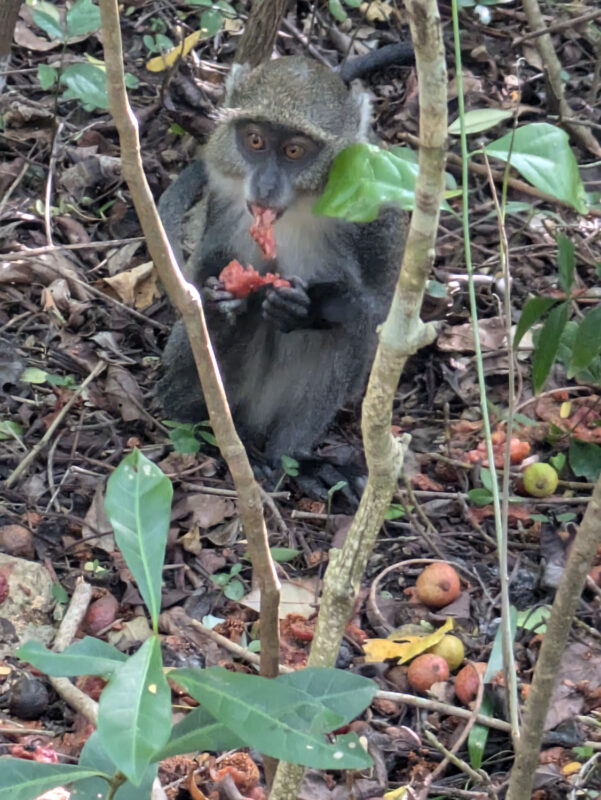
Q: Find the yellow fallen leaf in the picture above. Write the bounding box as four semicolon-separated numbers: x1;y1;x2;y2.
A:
364;619;453;663
146;30;202;72
360;0;393;22
560;400;571;419
561;761;581;777
384;786;407;800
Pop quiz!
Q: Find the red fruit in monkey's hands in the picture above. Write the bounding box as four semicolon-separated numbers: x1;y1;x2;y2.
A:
219;260;291;299
249;204;277;259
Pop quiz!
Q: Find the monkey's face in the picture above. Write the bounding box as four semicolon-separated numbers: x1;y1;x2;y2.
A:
234;120;324;216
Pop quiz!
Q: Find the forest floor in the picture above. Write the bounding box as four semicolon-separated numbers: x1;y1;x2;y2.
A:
1;1;601;798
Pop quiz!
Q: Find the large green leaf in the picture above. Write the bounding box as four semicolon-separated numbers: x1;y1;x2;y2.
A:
174;666;372;769
66;0;101;36
17;638;126;677
314;143;417;222
569;439;601;482
157;706;244;758
514;296;559;349
556;234;575;295
104;448;172;628
468;606;517;769
448;108;512;135
32;2;65;40
484;123;588;214
277;667;377;720
97;636;172;785
61;63;108;110
71;732;158;799
568;306;601;378
0;759;108;800
532;302;569;392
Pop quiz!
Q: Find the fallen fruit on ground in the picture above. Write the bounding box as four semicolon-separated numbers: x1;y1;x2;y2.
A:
426;635;465;671
522;462;559;497
407;653;450;691
455;661;487;705
415;562;461;608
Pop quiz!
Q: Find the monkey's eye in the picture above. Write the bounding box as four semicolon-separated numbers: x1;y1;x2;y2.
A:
283;142;305;160
246;131;266;151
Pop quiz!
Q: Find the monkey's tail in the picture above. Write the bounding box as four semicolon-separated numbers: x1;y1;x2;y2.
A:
339;42;415;84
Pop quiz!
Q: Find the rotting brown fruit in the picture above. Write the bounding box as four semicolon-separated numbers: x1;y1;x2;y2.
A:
415;562;461;608
407;653;450;692
455;661;487;705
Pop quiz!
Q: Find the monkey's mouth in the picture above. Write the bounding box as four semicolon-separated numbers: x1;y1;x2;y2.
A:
248;204;278;260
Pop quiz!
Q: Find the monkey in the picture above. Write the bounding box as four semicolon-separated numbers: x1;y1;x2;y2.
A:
158;56;408;494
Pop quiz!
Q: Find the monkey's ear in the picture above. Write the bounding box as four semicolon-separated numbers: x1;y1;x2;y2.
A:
224;63;252;105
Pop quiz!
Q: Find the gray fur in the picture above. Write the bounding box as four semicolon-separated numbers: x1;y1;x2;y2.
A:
158;56;407;461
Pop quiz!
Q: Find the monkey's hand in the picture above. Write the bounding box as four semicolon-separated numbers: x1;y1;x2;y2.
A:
202;276;247;323
262;278;311;333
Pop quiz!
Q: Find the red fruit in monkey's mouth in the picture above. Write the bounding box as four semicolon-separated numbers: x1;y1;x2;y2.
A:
219;260;290;299
249;204;277;259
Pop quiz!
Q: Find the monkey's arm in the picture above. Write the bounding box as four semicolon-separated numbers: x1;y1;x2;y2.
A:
158;161;207;268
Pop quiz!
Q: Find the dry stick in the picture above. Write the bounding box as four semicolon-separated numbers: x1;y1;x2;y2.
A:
97;0;281;681
520;0;601;157
234;0;287;67
5;361;106;488
50;578;98;725
506;473;601;800
513;8;601;45
268;0;446;796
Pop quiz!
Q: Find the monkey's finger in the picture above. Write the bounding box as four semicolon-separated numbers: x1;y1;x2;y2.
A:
264;287;310;312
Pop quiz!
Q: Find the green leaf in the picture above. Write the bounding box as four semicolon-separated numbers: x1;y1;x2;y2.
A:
61;63;108;110
314;144;417;222
569;439;601;482
66;0;101;36
556;321;601;386
328;0;348;21
17;638;127;677
0;420;23;440
0;759;109;800
556;512;577;523
556;234;575;295
157;706;244;759
169;423;201;454
20;367;49;384
224;579;244;601
532;302;568;392
385;503;406;519
480;466;493;491
484;123;588;214
200;8;223;36
549;452;566;473
327;480;347;497
97;636;171;785
71;731;158;799
38;64;58;90
467;488;493;506
32;2;65;40
448;108;512;135
52;583;69;604
269;547;300;563
427;280;447;298
468;606;517;769
568;306;601;377
281;454;300;476
514;296;559;348
104;449;172;628
516;605;551;632
277;667;378;721
173;666;372;769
